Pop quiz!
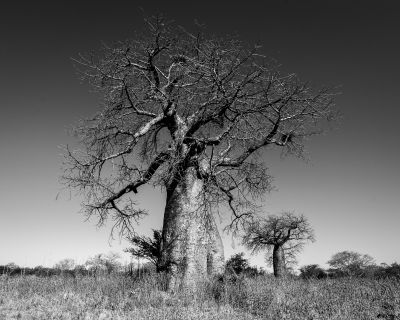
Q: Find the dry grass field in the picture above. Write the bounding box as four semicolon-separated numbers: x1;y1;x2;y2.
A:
0;274;399;319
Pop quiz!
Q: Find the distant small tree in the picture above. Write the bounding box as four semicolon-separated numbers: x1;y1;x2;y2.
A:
54;258;76;271
225;252;264;279
225;252;249;276
299;264;327;279
85;254;106;275
242;212;315;277
125;230;163;271
85;252;121;275
74;264;88;276
103;252;122;274
5;262;19;270
2;263;20;276
327;251;375;277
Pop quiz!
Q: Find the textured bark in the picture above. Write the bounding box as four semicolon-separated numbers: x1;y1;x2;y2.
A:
160;167;225;291
273;245;287;278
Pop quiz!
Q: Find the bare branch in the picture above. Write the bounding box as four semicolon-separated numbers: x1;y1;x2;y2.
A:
63;16;337;236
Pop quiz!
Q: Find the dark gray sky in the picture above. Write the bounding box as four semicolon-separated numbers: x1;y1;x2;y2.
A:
1;1;399;269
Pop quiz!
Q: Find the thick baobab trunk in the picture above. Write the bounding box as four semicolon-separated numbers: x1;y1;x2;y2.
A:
160;167;225;291
272;245;287;278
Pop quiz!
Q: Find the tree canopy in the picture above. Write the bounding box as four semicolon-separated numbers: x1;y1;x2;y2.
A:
327;251;375;276
54;258;76;271
242;212;315;276
243;212;315;254
61;16;336;236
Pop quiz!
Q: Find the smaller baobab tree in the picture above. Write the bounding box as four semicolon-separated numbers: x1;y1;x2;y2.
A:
242;212;315;277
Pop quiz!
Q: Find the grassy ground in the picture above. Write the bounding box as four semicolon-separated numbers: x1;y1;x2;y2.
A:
0;274;399;319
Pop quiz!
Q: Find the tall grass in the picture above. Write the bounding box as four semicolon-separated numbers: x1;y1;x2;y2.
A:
0;274;399;319
235;276;400;319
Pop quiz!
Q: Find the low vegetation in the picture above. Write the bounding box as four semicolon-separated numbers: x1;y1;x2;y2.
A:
2;251;400;319
1;272;399;319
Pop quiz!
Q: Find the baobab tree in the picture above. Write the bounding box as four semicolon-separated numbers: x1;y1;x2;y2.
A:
62;16;336;290
242;212;315;277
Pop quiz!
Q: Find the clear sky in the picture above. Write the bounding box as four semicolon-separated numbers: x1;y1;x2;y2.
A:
1;0;399;270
